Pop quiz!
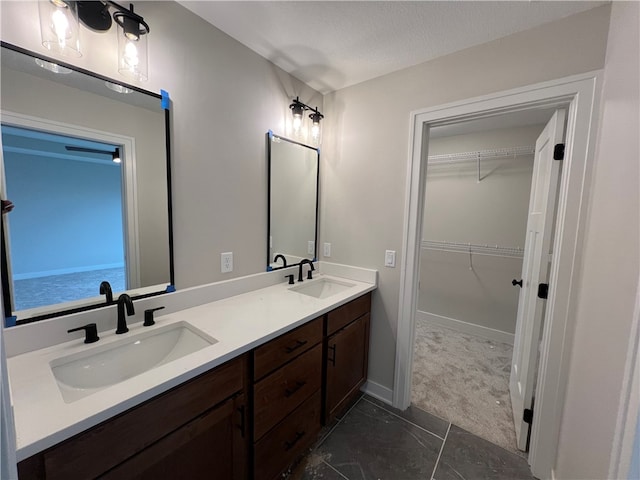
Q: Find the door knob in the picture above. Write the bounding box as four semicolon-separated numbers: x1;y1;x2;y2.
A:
512;279;523;288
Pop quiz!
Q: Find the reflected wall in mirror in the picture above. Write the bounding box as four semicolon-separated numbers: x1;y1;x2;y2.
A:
267;132;319;271
0;43;174;325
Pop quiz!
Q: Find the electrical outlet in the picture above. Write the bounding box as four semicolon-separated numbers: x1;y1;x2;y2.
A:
385;250;396;268
323;242;331;257
308;241;315;255
221;252;233;273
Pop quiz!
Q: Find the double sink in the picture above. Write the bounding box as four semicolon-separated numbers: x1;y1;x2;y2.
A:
50;276;355;403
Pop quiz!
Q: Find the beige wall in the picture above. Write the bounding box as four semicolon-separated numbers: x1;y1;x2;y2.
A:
321;5;610;392
554;2;640;478
0;1;321;289
419;125;542;334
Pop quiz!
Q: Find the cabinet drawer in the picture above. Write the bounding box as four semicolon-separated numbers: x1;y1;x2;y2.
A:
326;292;371;336
254;344;322;440
254;317;322;380
28;355;247;480
254;390;321;480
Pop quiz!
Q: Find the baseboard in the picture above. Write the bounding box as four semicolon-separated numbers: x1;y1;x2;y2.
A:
416;310;515;345
361;379;393;405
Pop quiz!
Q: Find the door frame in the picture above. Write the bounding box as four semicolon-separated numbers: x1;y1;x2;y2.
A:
393;71;602;478
0;110;141;293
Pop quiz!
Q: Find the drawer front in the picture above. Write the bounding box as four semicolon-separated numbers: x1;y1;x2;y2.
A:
254;344;322;440
254;390;321;480
39;355;247;480
254;317;322;380
326;292;371;336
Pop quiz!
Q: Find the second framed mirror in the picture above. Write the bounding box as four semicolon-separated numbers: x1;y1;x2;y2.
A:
267;131;319;271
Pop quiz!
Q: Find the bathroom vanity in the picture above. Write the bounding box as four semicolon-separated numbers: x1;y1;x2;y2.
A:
10;272;374;480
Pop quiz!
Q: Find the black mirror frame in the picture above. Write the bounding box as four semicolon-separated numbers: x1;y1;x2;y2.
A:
0;42;175;326
266;130;320;272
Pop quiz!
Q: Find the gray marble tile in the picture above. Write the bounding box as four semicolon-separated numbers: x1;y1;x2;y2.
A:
362;395;450;438
434;425;535;480
316;398;443;480
287;452;348;480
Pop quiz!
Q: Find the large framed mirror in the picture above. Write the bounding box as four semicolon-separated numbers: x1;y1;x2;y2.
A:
267;131;319;271
0;42;174;325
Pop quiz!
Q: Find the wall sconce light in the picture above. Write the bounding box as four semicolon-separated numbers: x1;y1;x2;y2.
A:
289;97;324;141
39;0;81;57
39;1;150;81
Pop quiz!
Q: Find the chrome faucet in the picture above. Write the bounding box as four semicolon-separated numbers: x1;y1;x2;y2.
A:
298;259;315;282
116;293;135;334
273;254;287;268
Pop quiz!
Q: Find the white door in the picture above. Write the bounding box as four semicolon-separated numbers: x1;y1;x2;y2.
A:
510;109;565;451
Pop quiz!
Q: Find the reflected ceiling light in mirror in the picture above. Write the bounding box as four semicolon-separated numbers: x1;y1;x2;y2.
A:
289;97;323;142
34;58;73;74
38;0;81;57
105;81;133;94
112;147;121;163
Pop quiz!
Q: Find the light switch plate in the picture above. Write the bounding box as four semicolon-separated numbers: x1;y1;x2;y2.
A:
308;241;315;255
323;242;331;257
221;252;233;273
385;250;396;268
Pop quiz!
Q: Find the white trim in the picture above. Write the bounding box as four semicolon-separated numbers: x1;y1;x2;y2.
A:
608;276;640;479
416;310;515;345
361;379;393;405
0;110;140;290
393;71;602;479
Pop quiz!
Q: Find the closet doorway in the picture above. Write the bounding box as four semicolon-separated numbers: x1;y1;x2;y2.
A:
410;108;559;454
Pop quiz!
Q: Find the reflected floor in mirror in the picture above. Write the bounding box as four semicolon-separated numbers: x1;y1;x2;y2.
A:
13;267;125;311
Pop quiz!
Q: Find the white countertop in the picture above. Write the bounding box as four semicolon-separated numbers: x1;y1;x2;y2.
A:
7;273;376;461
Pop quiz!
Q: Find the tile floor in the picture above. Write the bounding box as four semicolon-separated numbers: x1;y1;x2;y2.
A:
290;394;536;480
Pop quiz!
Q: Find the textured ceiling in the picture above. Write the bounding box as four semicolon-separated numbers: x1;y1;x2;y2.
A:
180;1;605;94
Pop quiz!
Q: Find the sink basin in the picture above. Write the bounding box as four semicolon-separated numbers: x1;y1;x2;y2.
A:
289;277;355;299
51;322;217;403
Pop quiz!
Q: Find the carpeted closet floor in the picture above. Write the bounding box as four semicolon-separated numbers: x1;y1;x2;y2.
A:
411;317;525;456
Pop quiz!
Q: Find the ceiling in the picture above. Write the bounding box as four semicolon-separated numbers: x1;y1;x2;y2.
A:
180;1;605;94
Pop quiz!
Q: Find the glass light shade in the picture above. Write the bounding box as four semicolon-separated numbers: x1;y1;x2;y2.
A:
38;0;81;57
117;25;148;81
311;121;321;141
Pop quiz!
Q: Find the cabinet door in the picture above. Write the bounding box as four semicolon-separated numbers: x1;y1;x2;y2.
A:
100;394;248;480
325;313;370;420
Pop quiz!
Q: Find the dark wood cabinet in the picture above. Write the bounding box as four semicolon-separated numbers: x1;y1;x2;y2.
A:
252;318;323;480
325;296;371;422
18;355;249;480
100;394;247;480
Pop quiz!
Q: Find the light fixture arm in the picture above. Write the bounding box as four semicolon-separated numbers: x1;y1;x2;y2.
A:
77;1;149;36
289;96;323;119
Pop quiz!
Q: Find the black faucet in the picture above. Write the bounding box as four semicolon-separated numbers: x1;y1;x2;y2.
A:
99;281;113;303
273;254;287;268
298;259;315;282
116;293;135;334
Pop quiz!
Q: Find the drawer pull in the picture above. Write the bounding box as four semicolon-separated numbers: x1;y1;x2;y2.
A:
285;339;308;353
284;380;306;398
328;344;337;366
284;431;306;451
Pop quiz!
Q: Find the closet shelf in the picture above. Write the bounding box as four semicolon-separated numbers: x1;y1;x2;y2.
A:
422;240;524;259
427;145;535;165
